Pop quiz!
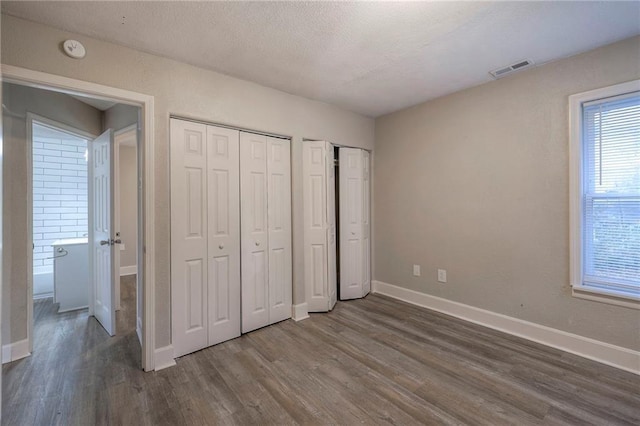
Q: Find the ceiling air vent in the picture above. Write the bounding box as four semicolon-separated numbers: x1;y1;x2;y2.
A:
489;59;534;79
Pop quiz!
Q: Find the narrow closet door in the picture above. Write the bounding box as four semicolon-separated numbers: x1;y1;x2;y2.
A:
339;147;364;300
266;136;292;324
206;126;241;346
170;119;208;357
240;132;270;333
303;141;329;312
326;145;338;309
362;150;371;296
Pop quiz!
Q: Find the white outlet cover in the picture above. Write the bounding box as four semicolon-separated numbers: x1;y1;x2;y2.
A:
413;265;421;277
438;269;447;283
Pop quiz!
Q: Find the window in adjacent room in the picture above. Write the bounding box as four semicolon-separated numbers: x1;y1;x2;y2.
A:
569;80;640;307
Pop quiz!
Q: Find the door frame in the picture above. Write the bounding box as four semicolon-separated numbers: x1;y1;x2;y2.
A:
3;64;156;371
26;113;98;353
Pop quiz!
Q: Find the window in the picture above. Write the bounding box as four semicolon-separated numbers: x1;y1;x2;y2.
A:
570;80;640;308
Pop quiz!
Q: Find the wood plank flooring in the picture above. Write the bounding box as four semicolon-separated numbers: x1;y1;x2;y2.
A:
3;276;639;425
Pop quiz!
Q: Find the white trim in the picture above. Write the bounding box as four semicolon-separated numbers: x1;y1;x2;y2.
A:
372;280;640;375
154;345;176;371
120;265;137;276
2;64;156;372
1;339;30;364
568;79;640;307
572;285;639;310
292;302;310;321
33;292;54;300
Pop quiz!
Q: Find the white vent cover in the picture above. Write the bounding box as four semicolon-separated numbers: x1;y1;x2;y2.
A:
489;59;534;79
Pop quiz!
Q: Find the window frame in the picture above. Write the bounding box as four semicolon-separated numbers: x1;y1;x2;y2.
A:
569;79;640;309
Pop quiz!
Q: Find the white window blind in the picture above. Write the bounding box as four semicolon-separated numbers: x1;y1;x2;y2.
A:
582;92;640;294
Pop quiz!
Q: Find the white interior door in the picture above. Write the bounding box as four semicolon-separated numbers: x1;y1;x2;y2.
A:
170;119;209;357
266;136;292;323
303;141;329;312
327;145;338;309
339;147;369;300
241;132;270;333
90;129;116;336
206;125;241;346
362;151;371;296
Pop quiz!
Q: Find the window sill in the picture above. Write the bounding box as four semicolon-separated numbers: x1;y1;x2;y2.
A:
572;285;640;310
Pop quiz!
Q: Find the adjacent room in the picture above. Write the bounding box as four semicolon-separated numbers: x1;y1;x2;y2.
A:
1;1;638;425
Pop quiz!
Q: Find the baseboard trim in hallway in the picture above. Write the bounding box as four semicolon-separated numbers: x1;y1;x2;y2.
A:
1;338;30;364
372;280;640;375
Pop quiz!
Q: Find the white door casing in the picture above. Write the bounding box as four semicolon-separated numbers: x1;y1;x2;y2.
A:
170;120;209;357
90;129;116;336
339;147;370;300
206;125;241;346
267;136;292;323
240;132;270;333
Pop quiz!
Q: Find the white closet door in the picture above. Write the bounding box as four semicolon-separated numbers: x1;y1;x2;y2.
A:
362;150;371;296
240;132;270;333
303;141;329;312
206;126;241;346
266;136;292;324
170;119;209;357
339;147;370;300
326;145;338;309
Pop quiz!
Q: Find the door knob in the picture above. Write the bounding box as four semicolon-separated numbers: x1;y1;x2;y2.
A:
255;241;261;246
113;239;122;244
100;240;110;246
219;244;224;249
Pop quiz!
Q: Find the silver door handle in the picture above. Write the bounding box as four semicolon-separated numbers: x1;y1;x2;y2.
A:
113;239;122;244
255;241;260;246
219;244;224;249
100;240;110;246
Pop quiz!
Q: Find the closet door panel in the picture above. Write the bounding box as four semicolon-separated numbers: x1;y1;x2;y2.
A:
362;150;371;296
241;132;270;333
206;126;241;346
303;142;329;312
170;119;209;357
267;137;292;324
339;148;364;300
326;145;337;309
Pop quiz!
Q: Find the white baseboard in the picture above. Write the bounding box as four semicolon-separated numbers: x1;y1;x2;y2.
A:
33;292;54;300
120;265;137;276
154;345;176;371
372;280;640;375
2;339;31;364
292;302;309;321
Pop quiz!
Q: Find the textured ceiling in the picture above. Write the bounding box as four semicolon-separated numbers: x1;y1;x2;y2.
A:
2;1;639;117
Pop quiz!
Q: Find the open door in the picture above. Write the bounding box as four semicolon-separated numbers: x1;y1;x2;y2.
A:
339;147;370;300
90;129;116;336
327;145;337;309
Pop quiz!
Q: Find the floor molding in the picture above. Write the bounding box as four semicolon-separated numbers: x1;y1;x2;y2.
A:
120;265;137;276
372;280;640;375
154;345;176;371
292;302;310;321
2;339;31;364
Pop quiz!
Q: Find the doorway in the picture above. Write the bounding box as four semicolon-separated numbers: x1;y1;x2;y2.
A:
2;65;155;370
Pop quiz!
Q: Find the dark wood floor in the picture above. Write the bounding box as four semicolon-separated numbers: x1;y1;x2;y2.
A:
3;277;639;425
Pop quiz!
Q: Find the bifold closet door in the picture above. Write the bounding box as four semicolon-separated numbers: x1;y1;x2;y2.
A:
339;147;371;300
303;141;337;312
170;119;241;358
241;132;292;333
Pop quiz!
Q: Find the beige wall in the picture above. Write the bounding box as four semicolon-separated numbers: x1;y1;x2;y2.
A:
374;36;640;351
104;104;138;132
118;145;137;269
1;14;375;349
2;83;102;344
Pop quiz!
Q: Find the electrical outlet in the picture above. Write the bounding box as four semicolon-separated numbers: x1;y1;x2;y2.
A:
437;269;447;283
413;264;421;277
